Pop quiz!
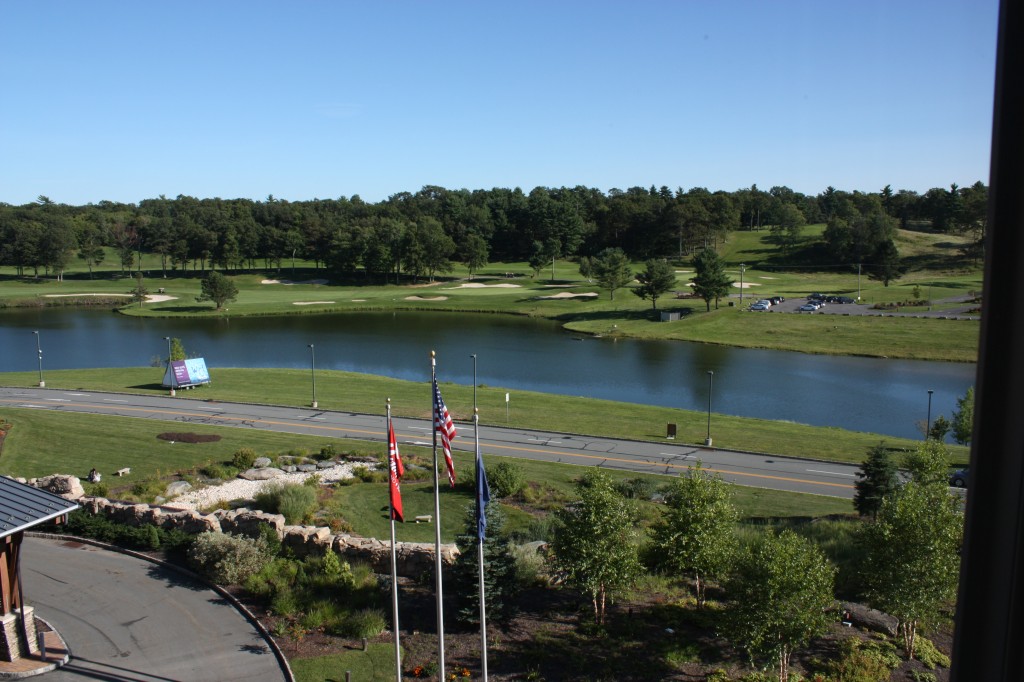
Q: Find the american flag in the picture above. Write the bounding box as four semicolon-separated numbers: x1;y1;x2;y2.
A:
433;378;457;487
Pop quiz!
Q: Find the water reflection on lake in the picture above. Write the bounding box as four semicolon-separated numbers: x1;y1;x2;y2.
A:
0;307;977;440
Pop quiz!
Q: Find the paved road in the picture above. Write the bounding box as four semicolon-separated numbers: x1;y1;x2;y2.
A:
0;387;858;499
22;536;289;681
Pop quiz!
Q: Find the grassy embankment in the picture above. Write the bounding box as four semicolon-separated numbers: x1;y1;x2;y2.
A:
0;225;982;362
0;367;967;468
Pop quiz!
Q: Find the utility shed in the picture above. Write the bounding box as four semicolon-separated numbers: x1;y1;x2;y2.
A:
0;477;78;661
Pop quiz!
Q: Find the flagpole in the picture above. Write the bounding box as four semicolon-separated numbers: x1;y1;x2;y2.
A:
475;405;489;681
430;351;446;680
387;399;402;682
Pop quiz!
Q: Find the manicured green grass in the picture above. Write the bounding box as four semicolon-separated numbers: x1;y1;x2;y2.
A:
563;304;979;362
289;643;397;682
0;409;353;480
0;367;967;465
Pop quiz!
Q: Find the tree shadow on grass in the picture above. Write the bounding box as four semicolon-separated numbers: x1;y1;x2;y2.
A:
147;304;215;313
549;309;694;330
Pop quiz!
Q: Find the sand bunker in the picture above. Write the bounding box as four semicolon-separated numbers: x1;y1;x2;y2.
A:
44;293;129;297
674;270;693;274
351;299;367;302
261;279;328;285
405;295;448;301
448;282;521;289
759;276;778;280
293;301;335;305
732;282;761;288
538;292;599;299
44;292;180;303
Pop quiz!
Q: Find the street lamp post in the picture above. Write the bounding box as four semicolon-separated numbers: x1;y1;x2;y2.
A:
164;336;175;396
308;344;318;409
739;264;746;306
705;370;714;447
32;331;44;387
470;354;478;408
926;389;934;438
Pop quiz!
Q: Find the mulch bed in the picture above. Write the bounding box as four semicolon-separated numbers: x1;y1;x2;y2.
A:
156;432;222;443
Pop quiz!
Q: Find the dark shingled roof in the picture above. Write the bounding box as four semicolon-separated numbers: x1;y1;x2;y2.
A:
0;476;79;539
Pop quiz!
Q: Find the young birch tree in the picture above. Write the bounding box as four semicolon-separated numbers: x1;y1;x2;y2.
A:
652;462;737;606
726;530;836;682
858;440;963;660
551;470;641;625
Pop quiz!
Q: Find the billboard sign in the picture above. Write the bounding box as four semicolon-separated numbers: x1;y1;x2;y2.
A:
162;358;211;388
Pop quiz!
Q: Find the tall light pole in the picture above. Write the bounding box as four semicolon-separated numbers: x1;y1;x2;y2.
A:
705;370;714;447
470;354;478;408
32;331;44;387
164;336;175;396
308;344;318;409
926;389;934;439
739;264;746;306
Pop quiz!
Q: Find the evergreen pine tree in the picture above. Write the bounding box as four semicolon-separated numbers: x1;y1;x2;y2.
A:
451;502;520;628
853;443;899;519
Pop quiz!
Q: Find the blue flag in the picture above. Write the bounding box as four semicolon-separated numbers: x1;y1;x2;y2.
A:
475;445;490;542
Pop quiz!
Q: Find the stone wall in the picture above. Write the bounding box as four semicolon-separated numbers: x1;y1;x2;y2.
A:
24;476;457;578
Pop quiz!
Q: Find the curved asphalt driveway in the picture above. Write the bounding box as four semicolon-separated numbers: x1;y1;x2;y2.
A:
22;536;289;682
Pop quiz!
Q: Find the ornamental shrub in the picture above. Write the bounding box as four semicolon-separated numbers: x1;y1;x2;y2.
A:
188;531;273;585
820;637;900;682
487;461;526;498
332;608;387;638
914;635;951;669
231;447;257;470
254;483;318;524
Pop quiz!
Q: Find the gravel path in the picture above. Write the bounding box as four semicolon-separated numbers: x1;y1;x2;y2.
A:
163;463;363;511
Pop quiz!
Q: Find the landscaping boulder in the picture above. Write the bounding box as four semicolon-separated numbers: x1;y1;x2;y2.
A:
252;457;273;468
843;601;898;636
282;525;333;557
215;508;286;539
33;474;85;500
165;481;192;498
238;467;285;481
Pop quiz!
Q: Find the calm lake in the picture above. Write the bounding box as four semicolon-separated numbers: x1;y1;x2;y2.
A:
1;307;977;440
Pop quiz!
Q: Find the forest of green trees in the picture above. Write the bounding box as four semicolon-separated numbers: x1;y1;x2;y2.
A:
0;182;988;282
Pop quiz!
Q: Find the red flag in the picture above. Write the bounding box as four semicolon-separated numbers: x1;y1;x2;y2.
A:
388;421;404;522
433;379;457;487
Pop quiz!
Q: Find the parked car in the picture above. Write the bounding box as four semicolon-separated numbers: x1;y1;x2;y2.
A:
808;292;826;301
799;303;819;312
755;299;773;307
836;296;855;304
750;303;769;311
950;468;969;488
768;296;785;305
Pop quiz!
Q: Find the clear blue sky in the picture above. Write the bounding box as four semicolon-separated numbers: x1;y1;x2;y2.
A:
0;1;999;206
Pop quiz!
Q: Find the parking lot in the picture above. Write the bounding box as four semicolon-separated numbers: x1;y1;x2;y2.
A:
739;295;876;315
737;294;979;319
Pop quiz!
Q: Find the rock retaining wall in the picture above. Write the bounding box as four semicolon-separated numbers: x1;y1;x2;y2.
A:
20;475;456;578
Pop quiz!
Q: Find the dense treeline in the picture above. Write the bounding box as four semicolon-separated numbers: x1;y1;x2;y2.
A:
0;182;987;281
